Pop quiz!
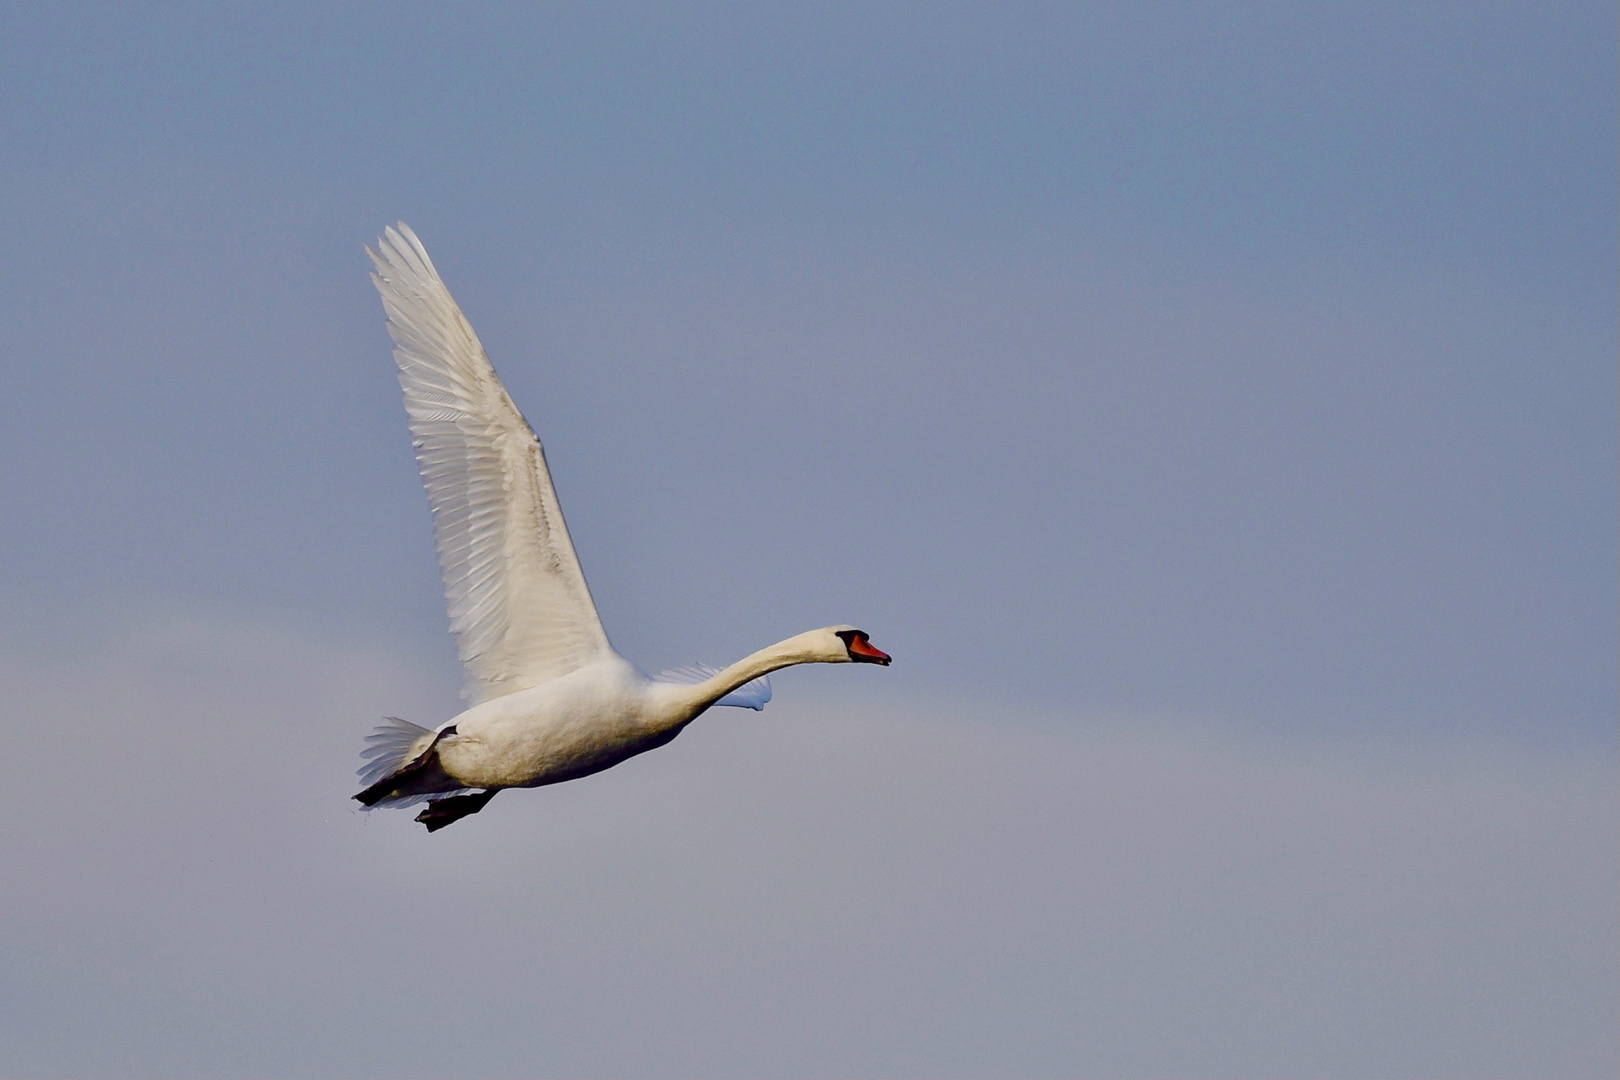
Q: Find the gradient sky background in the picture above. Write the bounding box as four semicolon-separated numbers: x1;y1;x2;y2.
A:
0;4;1615;1077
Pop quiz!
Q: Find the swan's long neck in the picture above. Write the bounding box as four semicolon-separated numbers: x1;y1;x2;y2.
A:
660;630;833;720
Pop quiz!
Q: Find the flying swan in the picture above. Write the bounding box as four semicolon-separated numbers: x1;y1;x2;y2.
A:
354;224;891;831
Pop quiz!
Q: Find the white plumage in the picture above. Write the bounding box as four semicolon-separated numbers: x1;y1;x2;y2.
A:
357;224;889;831
370;226;609;704
656;664;773;711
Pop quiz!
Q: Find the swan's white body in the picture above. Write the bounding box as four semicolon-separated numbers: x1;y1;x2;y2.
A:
357;224;888;829
413;631;849;791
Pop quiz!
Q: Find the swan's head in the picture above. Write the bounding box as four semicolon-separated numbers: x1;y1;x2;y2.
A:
824;626;891;666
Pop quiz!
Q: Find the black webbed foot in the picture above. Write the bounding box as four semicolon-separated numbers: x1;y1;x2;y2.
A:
415;789;498;832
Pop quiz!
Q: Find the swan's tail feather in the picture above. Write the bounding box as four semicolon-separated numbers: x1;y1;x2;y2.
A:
354;718;475;810
358;717;434;787
656;664;772;711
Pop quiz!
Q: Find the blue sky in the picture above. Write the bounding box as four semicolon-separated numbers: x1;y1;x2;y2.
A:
0;4;1615;1077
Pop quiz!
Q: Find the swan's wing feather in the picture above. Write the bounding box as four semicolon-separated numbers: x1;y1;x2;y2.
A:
715;680;772;710
369;224;611;703
657;663;773;711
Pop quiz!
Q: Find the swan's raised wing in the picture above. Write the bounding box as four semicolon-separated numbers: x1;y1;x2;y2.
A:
369;223;611;704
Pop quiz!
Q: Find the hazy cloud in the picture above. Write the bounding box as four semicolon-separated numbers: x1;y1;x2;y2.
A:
1;614;1612;1077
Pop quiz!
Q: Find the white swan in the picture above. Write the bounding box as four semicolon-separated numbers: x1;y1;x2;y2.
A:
355;224;890;831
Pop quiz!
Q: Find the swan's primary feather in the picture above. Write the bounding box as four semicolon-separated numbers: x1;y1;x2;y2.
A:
368;224;612;704
657;663;773;711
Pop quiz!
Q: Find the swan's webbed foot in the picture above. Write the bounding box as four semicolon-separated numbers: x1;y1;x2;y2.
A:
415;789;498;832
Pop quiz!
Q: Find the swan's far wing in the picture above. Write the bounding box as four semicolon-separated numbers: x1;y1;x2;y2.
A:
369;224;611;704
657;664;773;711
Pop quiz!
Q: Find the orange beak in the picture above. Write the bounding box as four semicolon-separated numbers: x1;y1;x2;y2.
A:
848;633;891;666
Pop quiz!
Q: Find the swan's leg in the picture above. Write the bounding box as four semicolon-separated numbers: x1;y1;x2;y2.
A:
415;789;498;832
